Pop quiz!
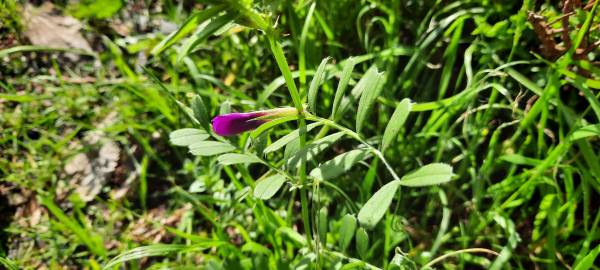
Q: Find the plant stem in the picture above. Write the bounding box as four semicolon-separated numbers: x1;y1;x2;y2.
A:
267;35;314;251
299;115;314;249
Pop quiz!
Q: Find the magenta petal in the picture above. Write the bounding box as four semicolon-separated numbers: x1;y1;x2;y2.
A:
211;112;267;136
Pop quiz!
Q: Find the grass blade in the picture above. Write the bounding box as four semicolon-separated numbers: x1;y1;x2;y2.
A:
176;12;237;64
0;257;18;270
151;5;226;55
102;244;218;270
573;244;600;270
569;124;600;141
39;196;107;257
298;2;317;92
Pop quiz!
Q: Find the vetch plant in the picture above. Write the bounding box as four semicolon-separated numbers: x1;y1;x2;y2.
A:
7;0;597;268
116;1;457;269
166;69;455;268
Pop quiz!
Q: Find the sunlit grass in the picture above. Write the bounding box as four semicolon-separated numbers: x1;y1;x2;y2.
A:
1;0;599;269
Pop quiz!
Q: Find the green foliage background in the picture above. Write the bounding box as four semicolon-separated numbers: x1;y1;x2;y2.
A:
1;0;600;269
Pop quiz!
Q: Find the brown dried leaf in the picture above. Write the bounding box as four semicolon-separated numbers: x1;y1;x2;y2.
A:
22;3;92;56
130;204;192;243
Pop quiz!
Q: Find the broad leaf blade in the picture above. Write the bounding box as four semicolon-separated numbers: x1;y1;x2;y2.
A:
284;136;302;160
381;98;412;152
331;57;356;118
308;57;331;114
170;128;209;146
358;180;401;228
399;163;454;187
264;122;322;153
335;66;378;121
219;100;232;114
217;153;264;165
356;70;384;133
254;174;287;200
338;214;357;251
191;95;211;132
286;132;345;170
309;149;371;180
250;115;298;139
356;227;369;259
188;141;235;156
318;207;328;245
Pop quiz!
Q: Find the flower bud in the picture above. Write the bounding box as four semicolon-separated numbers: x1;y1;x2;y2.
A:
211;107;297;136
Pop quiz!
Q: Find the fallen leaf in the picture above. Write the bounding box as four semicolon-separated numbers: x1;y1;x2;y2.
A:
130;204;192;243
22;3;92;60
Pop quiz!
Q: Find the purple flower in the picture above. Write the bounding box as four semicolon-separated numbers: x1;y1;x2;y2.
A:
211;107;297;136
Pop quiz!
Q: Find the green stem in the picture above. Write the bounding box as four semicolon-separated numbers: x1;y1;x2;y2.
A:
314;125;331;140
267;34;314;251
299;115;314;249
300;180;313;243
321;180;359;213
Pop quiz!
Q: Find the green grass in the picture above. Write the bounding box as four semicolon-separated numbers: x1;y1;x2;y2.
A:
1;0;600;269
